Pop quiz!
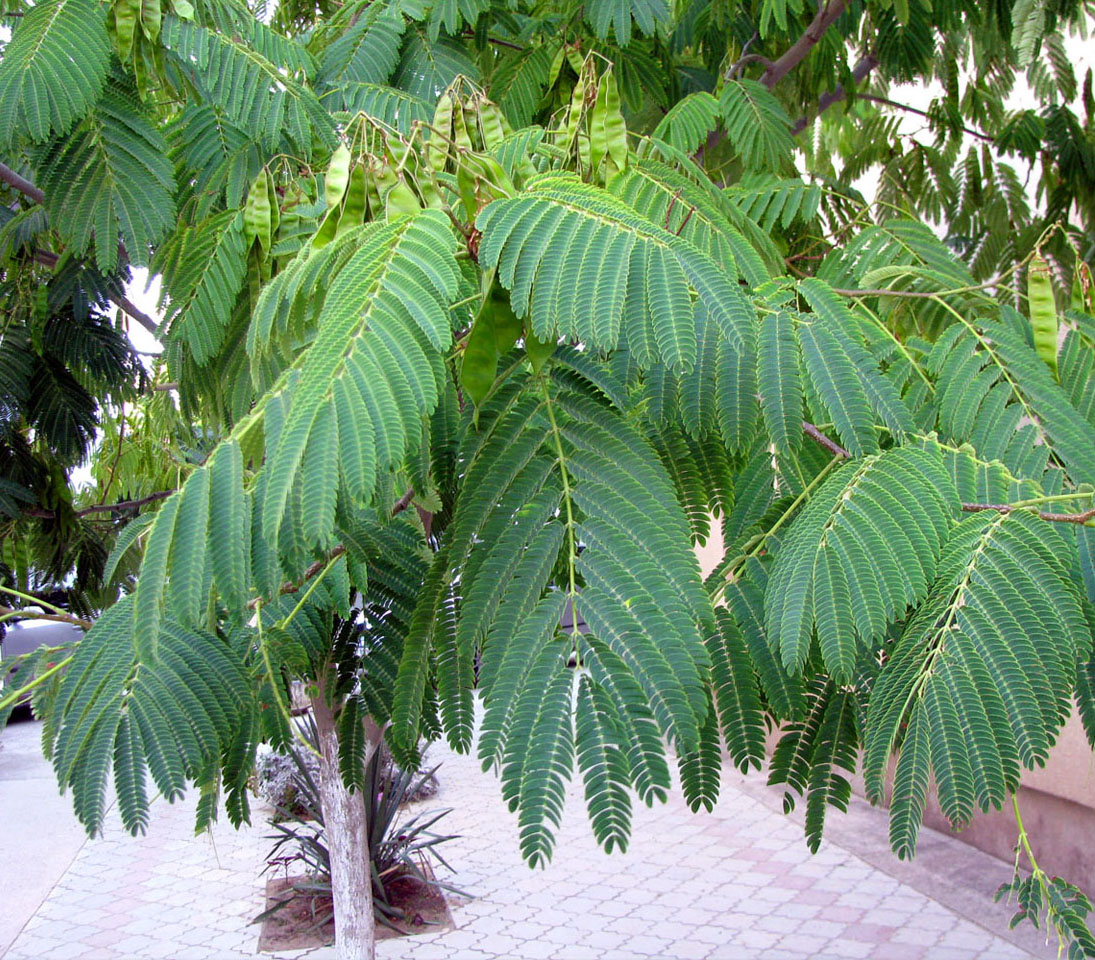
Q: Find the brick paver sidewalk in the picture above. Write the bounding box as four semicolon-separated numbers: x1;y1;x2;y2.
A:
4;731;1052;960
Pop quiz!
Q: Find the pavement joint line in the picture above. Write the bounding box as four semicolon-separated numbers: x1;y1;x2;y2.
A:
1;713;1056;960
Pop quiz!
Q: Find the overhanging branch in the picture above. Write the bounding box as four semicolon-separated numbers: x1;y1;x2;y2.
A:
761;0;850;90
25;237;160;338
246;488;419;609
801;421;1095;524
0;161;45;204
24;490;175;519
791;55;879;135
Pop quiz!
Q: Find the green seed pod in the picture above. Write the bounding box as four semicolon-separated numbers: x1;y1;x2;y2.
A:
323;145;352;211
112;0;141;60
385;176;421;221
461;310;499;407
243;169;273;253
429;94;455;172
1028;255;1059;377
336;163;367;237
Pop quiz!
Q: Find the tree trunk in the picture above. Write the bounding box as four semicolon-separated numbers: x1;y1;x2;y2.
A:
310;677;382;960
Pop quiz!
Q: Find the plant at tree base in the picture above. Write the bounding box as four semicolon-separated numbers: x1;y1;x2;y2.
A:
2;0;1095;957
257;714;460;933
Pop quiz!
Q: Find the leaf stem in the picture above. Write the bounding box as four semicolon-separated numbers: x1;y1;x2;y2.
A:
720;454;843;589
0;655;73;713
277;554;342;631
539;374;578;605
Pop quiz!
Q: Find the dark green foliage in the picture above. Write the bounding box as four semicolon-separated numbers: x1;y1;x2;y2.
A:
0;0;110;147
4;1;1095;949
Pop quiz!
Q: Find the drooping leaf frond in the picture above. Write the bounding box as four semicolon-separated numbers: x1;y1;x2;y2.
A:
765;444;958;678
758;310;802;456
865;510;1088;857
394;27;480;100
155;211;249;365
0;0;110;147
261;211;460;561
650;92;721;156
50;596;251;835
718;80;794;173
398;357;715;863
477;172;757;373
161;16;335;152
489;43;559;129
317;2;407;88
35;83;176;271
707;608;766;772
333;84;433;134
726;174;822;232
608;159;774;286
926;316;1095;484
585;0;670;45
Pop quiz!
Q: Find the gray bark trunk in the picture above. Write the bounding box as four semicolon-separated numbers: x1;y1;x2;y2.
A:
310;679;382;960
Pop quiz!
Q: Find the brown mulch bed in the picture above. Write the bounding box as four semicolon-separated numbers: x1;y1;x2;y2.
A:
256;870;453;952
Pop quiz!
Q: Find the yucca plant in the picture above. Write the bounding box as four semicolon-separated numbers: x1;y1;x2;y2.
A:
257;716;459;936
2;0;1095;957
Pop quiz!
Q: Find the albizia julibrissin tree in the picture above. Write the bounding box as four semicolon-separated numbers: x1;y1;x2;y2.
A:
1;0;1095;956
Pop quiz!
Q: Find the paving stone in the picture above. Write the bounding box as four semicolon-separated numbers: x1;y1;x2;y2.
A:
4;720;1052;960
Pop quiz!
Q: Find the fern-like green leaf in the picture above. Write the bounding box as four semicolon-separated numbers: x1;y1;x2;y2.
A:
156;211;248;365
650;92;721;156
865;509;1087;851
262;211;459;561
479;173;756;374
575;676;634;853
50;597;250;836
161;16;334;152
766;444;957;677
585;0;669;44
35;82;176;271
317;3;406;88
0;0;110;147
718;80;793;173
500;640;573;866
758;310;803;455
707;609;766;772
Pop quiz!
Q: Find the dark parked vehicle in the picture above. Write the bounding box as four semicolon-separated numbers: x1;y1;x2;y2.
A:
1;616;84;708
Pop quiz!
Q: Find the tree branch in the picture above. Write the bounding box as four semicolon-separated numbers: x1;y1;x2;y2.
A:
0;161;45;204
113;293;161;337
855;94;995;143
23;489;175;519
791;54;878;134
0;605;93;630
247;488;418;609
958;503;1095;524
1;165;161;337
27;248;161;337
802;420;850;459
801;422;1095;525
761;0;850;90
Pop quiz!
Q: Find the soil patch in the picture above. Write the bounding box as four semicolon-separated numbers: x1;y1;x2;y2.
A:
256;870;453;952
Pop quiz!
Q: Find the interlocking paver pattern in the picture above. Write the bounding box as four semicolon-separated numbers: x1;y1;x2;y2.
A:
3;725;1053;960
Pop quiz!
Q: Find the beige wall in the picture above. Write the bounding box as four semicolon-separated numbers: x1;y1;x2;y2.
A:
694;523;1095;888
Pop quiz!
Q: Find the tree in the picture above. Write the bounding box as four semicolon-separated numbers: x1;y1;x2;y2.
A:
2;0;1095;957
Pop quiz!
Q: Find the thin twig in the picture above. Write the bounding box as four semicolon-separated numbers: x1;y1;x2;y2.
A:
959;503;1095;524
800;422;1095;525
855;94;995;143
22;490;175;519
802;421;850;459
246;488;417;609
